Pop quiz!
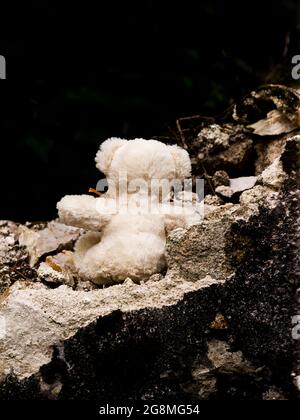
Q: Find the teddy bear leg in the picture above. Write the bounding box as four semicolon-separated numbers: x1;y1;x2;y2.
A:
72;231;102;282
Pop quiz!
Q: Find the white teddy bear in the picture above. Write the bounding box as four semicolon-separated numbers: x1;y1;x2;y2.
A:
57;138;201;285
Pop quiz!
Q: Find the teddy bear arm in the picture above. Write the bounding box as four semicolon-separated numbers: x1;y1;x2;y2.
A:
57;194;108;231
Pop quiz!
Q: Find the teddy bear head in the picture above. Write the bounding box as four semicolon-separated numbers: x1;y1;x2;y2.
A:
95;138;191;199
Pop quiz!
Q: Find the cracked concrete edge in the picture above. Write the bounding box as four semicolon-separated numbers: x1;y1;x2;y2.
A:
0;273;219;380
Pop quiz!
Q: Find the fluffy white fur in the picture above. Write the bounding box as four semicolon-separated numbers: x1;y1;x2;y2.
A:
57;138;200;285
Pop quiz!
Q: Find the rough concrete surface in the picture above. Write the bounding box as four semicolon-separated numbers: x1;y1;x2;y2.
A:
0;85;299;400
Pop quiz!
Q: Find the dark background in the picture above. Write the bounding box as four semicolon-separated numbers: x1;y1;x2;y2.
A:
0;0;299;221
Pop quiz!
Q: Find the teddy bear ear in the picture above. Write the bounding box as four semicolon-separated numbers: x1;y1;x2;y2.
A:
168;145;192;180
95;138;127;173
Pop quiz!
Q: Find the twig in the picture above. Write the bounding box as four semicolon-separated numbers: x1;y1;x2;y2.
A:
176;118;188;149
200;162;215;195
8;266;31;281
88;188;102;196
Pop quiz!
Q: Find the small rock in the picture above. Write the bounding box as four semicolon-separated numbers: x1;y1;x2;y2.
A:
215;185;234;198
39;378;63;400
190;123;253;175
204;194;224;206
75;279;98;291
187;369;217;400
255;138;286;174
294;375;300;391
248;109;297;136
0;236;27;267
45;250;75;273
239;185;279;208
38;261;75;288
19;221;84;266
166;209;236;281
215;177;257;199
210;313;228;330
230;176;257;194
0;221;38;293
262;386;286;400
123;277;135;285
212;170;230;187
257;158;287;189
148;273;164;282
207;340;254;373
234;84;300;128
0;221;20;241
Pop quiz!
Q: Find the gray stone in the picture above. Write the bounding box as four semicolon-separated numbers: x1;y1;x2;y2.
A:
183;123;254;178
230;176;257;194
212;170;230;187
19;221;84;266
248;109;297;136
215;185;234;198
166;205;237;282
234;84;300;130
